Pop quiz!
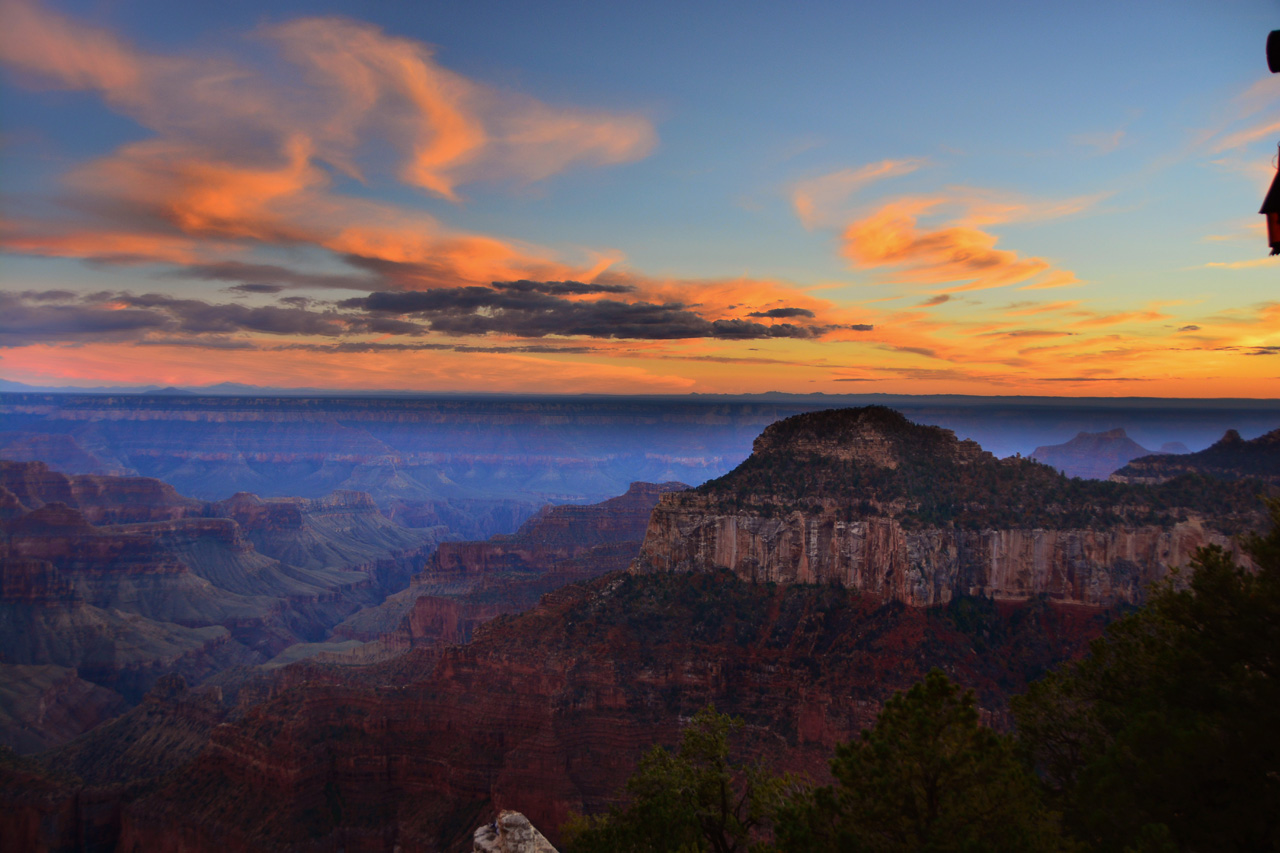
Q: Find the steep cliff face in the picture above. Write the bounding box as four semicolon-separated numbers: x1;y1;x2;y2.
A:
635;495;1233;607
23;570;1107;853
0;459;201;524
633;408;1266;606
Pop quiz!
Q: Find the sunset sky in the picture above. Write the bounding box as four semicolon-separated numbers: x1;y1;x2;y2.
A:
2;0;1278;396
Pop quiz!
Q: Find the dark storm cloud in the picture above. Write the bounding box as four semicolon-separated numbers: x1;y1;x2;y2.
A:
118;293;350;336
228;283;287;294
347;287;833;340
276;342;596;355
167;261;380;292
745;307;815;319
848;324;874;331
0;291;169;346
491;279;636;295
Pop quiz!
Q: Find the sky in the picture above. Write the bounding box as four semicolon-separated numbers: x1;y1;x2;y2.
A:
1;0;1278;397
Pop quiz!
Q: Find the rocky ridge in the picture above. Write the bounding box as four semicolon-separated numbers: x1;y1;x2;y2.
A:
1112;425;1280;485
632;407;1268;606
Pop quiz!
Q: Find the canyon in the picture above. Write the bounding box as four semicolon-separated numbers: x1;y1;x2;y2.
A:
0;403;1275;852
333;481;687;651
0;570;1112;853
0;461;444;753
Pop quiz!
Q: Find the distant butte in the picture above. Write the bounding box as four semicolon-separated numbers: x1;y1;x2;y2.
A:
1030;427;1156;480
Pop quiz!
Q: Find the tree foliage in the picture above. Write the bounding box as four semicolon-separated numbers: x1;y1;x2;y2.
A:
562;706;795;853
1013;497;1280;851
775;670;1071;852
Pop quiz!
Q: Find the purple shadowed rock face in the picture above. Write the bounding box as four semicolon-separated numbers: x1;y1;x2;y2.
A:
1030;428;1153;480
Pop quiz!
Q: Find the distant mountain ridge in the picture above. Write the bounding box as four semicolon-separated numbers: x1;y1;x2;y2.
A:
1112;426;1280;485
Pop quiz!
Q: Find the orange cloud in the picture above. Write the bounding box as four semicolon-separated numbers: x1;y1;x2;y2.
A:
1002;300;1080;316
1069;308;1171;329
0;0;660;302
840;199;1071;292
791;159;928;228
0;0;655;212
0;0;141;94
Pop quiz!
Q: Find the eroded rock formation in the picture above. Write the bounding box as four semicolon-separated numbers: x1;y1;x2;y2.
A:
332;482;687;649
0;460;442;752
1030;427;1157;480
632;408;1267;606
473;810;558;853
2;570;1110;853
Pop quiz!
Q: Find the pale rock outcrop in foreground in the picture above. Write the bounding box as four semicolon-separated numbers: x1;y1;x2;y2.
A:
474;810;559;853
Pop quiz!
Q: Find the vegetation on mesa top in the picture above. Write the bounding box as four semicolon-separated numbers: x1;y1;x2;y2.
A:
695;407;1269;530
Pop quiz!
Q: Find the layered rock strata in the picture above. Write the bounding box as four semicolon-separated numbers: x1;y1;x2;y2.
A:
0;460;441;752
633;407;1267;606
331;482;686;649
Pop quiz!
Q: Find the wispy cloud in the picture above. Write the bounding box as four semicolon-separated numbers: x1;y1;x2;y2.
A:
839;198;1082;293
790;159;928;228
1070;128;1126;155
0;0;655;283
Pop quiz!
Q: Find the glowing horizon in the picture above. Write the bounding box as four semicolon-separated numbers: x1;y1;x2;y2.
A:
2;0;1278;397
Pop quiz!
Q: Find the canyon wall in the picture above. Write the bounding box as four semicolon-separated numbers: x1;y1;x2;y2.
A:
633;407;1268;606
634;495;1236;606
